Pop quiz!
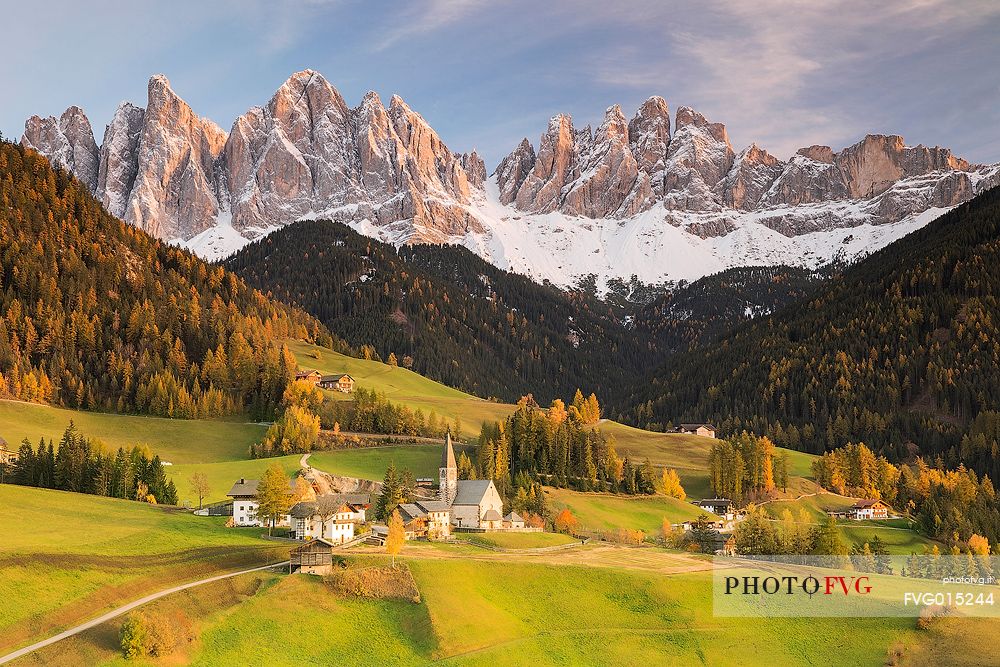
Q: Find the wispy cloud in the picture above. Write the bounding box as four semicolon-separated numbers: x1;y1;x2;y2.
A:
584;0;1000;157
372;0;489;52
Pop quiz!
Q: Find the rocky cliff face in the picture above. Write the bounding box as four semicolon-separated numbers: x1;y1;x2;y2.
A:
125;75;228;239
21;71;1000;285
24;70;482;244
497;102;996;238
22;106;100;192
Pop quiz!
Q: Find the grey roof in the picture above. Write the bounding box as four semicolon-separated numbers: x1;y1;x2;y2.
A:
504;511;523;522
294;537;337;550
227;479;260;497
320;373;354;382
398;503;426;522
226;478;298;498
453;479;495;506
321;492;370;508
482;509;502;522
680;423;716;430
290;501;318;518
416;499;450;513
442;430;456;469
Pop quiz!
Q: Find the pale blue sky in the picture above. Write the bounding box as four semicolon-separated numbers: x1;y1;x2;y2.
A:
3;0;999;168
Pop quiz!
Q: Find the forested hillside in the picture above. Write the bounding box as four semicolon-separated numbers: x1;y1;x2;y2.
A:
634;265;828;352
0;141;337;418
629;186;1000;478
226;219;652;403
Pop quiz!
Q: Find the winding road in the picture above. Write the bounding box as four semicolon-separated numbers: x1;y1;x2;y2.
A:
0;561;289;665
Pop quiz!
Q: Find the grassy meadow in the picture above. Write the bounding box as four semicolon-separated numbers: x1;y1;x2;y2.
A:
307;444;474;482
544;487;710;534
14;554;969;667
166;455;302;505
0;485;286;655
456;531;580;550
286;339;515;437
0;399;265;464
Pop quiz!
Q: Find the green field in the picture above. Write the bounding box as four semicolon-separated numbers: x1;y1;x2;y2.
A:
597;421;817;502
0;399;265;464
307;444;474;482
836;523;937;555
762;492;857;521
0;485;286;655
457;532;580;550
762;493;936;554
166;455;303;505
287;340;515;437
17;555;941;666
545;487;711;534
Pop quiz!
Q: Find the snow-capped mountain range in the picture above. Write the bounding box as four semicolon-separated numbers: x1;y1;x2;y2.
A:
22;70;1000;290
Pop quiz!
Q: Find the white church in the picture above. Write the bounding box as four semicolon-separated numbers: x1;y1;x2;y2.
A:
439;430;520;530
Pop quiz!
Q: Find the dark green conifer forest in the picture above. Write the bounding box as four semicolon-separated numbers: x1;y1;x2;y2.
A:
0;141;338;419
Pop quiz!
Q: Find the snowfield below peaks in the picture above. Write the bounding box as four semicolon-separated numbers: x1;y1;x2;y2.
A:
176;176;956;293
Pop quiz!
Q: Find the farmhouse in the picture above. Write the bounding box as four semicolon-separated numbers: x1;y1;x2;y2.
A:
289;498;364;543
295;369;323;385
397;499;453;540
319;373;355;393
678;423;717;438
226;477;312;527
696;498;737;520
851;499;891;521
0;437;17;466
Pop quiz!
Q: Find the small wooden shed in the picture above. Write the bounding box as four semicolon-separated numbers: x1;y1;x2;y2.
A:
290;538;337;575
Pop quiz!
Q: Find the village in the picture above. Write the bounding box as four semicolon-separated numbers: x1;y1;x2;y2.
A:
205;407;900;572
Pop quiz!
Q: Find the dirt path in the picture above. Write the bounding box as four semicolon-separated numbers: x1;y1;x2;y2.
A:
0;561;289;665
299;453;382;497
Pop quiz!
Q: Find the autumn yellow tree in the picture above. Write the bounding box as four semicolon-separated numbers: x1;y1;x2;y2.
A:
256;464;292;535
554;508;578;534
968;534;991;555
386;509;405;568
660;468;686;500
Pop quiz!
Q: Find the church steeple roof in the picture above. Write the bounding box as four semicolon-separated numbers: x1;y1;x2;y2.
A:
441;428;457;469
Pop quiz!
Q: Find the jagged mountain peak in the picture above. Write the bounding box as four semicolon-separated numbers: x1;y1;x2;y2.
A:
22;105;100;193
21;72;1000;290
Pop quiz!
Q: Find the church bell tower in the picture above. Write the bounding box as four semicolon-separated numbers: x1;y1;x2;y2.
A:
439;428;458;504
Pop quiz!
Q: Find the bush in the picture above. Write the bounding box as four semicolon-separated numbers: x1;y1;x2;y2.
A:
119;610;179;658
916;604;954;630
324;565;420;603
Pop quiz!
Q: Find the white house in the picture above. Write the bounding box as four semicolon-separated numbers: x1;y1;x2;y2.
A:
398;499;453;540
851;499;891;521
225;477;304;528
678;423;717;438
289;499;362;543
696;498;737;520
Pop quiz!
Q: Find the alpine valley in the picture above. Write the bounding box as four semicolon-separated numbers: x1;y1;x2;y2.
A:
22;70;1000;290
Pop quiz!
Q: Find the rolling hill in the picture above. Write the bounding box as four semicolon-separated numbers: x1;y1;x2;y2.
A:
629;185;1000;477
225;219;652;405
0;140;339;420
